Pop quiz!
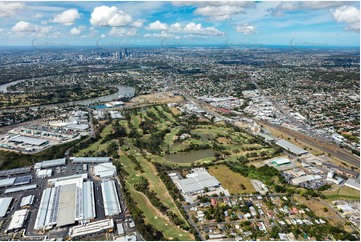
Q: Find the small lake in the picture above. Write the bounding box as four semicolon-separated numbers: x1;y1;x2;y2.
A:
164;149;215;163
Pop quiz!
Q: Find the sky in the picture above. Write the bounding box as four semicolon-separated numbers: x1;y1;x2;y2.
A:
0;1;360;48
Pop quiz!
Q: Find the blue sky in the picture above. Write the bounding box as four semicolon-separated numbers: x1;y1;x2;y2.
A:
0;1;359;47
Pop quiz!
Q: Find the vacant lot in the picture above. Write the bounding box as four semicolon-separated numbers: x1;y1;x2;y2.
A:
208;165;256;194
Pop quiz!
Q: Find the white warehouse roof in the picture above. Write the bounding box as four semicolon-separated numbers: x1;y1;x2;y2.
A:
101;180;121;216
20;195;35;207
72;157;110;164
5;184;37;194
83;181;96;220
69;219;114;238
41;158;66;168
94;162;116;178
276;140;308;155
7;209;29;231
177;170;220;194
37;169;52;178
0;197;13;218
9;135;48;146
0;178;16;187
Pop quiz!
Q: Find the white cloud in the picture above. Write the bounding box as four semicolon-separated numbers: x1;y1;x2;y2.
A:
269;1;350;16
146;20;168;30
70;26;85;35
235;23;256;35
90;5;134;27
180;22;224;36
195;5;246;21
169;23;182;32
144;31;179;39
108;27;137;36
330;5;360;31
131;20;144;28
52;8;80;25
12;21;51;36
0;2;25;18
145;21;224;36
34;13;43;18
12;21;37;32
174;1;255;21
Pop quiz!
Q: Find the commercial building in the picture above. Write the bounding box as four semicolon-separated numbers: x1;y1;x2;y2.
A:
6;209;29;232
82;181;96;221
0;178;16;188
71;157;110;164
34;174;96;231
326;170;343;185
101;180;121;216
20;195;35;207
94;162;117;178
9;135;49;146
176;170;220;195
5;184;37;194
271;158;291;166
0;197;13;218
275;140;308;156
36;169;52;179
40;158;66;168
0;167;31;177
69;219;114;238
291;175;322;186
14;175;33;186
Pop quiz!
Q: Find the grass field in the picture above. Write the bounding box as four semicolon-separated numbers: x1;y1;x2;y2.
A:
323;186;360;201
118;152;193;240
208;165;256;194
75;124;113;156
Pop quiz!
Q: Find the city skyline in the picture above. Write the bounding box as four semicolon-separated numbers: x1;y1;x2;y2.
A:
0;1;360;47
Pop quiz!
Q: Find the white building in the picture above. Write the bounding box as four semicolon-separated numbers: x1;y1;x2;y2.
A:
94;163;117;178
7;209;29;232
36;169;52;179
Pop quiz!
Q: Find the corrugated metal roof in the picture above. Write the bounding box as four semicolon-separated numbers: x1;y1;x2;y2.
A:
72;157;110;164
101;180;121;216
7;209;28;231
0;167;31;177
83;181;96;220
276;140;308;155
10;136;48;146
5;184;37;194
34;188;52;230
20;195;34;207
41;158;66;168
57;184;76;227
177;171;220;194
0;197;13;218
0;178;16;187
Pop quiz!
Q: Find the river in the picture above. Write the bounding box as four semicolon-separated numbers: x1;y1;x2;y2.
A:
0;78;135;111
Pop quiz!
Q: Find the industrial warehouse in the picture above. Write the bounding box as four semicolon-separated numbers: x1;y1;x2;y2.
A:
0;156;132;240
171;168;222;196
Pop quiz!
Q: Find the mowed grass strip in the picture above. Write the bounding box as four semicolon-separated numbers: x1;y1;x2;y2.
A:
118;153;193;240
208;165;256;194
128;148;187;223
76;124;113;156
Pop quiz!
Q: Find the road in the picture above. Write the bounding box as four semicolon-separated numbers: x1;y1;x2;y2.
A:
259;120;360;168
